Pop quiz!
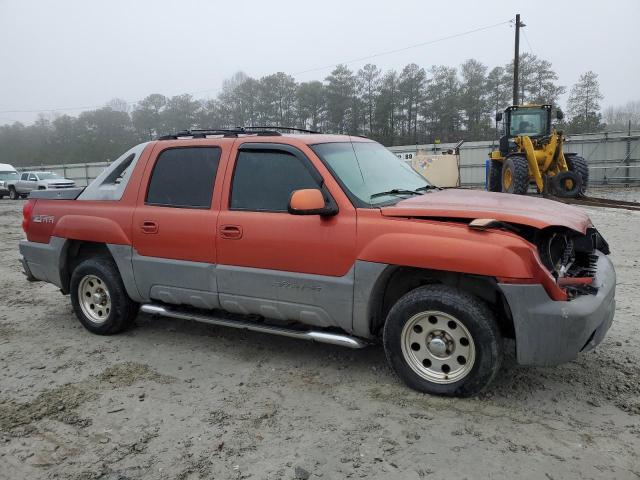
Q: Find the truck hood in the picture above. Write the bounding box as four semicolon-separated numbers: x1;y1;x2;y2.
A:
380;189;591;233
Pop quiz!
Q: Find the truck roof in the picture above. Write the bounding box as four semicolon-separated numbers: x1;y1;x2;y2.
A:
0;163;17;172
153;133;374;146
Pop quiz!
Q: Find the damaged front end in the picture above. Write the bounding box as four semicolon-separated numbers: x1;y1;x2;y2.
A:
469;217;611;301
536;227;610;299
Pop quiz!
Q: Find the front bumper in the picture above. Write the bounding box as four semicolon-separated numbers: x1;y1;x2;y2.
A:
499;250;616;366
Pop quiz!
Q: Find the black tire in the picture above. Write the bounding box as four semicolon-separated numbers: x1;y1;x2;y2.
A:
70;257;138;335
383;285;503;397
9;187;19;200
565;154;589;196
501;156;529;194
488;160;503;192
551;171;583;198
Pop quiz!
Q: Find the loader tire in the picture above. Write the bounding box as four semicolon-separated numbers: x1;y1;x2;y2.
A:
551;171;583;198
488;160;503;192
565;155;589;196
502;156;529;195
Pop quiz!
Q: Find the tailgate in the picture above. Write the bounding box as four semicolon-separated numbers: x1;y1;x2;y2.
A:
29;187;85;200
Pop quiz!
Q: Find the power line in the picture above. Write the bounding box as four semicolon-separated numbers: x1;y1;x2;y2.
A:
0;18;512;115
293;19;512;75
521;28;535;56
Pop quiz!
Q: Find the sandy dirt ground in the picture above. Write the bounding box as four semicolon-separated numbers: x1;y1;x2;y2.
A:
0;192;639;480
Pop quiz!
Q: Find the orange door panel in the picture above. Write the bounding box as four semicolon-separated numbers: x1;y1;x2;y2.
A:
132;141;231;264
217;210;355;276
216;141;357;277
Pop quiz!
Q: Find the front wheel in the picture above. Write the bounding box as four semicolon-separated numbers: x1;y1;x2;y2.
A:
502;156;530;194
383;285;503;397
9;187;19;200
70;257;138;335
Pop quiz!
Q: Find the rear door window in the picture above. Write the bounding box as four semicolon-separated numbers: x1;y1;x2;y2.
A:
146;147;221;208
230;150;318;212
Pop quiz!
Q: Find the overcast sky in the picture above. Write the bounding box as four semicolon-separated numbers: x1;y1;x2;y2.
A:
1;0;638;125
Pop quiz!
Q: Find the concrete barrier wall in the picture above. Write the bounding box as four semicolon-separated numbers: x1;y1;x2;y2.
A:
388;130;640;187
20;130;640;188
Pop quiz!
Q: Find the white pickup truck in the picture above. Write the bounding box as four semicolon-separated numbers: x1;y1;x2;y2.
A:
6;170;75;199
0;163;20;199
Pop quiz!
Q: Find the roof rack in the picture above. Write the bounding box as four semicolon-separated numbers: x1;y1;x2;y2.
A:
157;126;321;140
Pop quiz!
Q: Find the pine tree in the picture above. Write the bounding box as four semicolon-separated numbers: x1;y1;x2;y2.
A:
567;71;604;133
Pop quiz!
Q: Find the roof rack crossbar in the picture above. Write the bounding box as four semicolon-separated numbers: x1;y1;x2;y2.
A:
157;126;321;140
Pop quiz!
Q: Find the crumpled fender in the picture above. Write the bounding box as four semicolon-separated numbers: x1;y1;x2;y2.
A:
358;231;538;279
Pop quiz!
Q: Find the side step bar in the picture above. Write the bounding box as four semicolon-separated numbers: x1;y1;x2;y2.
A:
140;304;369;349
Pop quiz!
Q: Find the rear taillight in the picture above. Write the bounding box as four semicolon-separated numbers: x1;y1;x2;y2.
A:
22;200;35;234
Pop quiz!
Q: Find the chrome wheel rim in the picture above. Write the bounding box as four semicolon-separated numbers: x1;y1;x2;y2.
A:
401;310;476;384
78;275;111;324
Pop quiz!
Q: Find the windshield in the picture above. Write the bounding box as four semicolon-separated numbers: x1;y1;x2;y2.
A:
509;108;549;137
0;171;18;181
37;172;62;180
311;141;429;206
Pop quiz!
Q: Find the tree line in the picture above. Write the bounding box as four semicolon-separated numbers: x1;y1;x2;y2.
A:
0;53;628;167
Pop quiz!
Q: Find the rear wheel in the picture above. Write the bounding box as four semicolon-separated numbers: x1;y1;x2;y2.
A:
383;285;503;397
9;187;19;200
488;160;503;192
502;156;529;194
70;257;138;335
565;155;589;196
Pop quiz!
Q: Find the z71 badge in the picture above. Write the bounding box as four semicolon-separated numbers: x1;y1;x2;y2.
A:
32;215;55;224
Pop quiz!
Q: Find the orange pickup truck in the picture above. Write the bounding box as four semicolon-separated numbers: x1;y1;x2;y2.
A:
19;128;615;396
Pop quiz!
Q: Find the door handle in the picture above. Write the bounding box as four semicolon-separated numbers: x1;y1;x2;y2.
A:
219;224;242;239
141;220;159;234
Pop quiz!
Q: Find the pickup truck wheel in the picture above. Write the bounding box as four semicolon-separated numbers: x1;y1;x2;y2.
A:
9;187;19;200
70;257;138;335
383;285;503;397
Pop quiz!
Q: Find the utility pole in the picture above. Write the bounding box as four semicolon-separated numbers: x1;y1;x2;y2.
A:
512;14;525;105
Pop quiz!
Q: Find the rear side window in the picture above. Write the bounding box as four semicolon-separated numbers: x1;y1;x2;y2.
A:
230;150;318;211
146;147;221;208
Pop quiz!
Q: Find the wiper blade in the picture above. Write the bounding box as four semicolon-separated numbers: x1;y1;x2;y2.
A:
370;188;422;199
415;184;441;192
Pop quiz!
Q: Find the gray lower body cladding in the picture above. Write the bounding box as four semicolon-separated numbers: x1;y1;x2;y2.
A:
19;237;67;288
20;238;617;362
499;250;616;366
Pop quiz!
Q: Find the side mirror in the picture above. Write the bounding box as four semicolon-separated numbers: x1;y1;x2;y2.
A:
556;110;564;121
495;112;503;122
288;189;337;216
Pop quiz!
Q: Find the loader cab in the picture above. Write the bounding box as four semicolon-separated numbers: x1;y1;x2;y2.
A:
504;105;553;138
496;105;556;156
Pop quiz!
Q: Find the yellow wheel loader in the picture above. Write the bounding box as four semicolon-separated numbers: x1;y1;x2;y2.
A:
488;104;588;197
